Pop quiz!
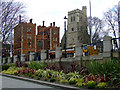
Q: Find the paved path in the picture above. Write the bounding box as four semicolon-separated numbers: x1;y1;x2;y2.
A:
0;75;64;90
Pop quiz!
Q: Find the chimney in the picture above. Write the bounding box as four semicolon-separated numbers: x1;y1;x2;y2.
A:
19;15;21;24
50;23;52;26
43;21;45;27
29;19;32;23
53;22;55;27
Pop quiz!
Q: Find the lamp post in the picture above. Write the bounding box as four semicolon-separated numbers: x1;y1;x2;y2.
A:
118;1;120;48
64;16;67;58
0;32;2;64
10;26;13;58
89;0;92;44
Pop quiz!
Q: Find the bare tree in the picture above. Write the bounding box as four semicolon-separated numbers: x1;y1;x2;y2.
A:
104;5;118;48
0;0;26;44
104;5;118;38
88;17;106;43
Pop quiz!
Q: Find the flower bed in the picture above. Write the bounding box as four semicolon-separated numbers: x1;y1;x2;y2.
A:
2;67;109;89
1;58;120;89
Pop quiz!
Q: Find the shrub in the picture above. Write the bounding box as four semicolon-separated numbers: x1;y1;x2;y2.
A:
2;64;10;71
76;82;83;87
69;78;77;84
50;78;56;82
38;73;42;77
59;79;68;83
88;59;120;77
37;77;41;80
87;80;96;89
2;63;15;71
28;61;46;70
16;61;28;67
76;82;86;87
97;82;107;88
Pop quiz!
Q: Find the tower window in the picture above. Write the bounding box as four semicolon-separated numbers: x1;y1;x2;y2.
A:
72;28;74;31
81;26;82;30
74;16;75;21
71;17;72;22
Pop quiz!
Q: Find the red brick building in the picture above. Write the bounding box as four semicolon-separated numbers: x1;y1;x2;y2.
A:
14;19;36;60
36;22;60;53
14;20;60;60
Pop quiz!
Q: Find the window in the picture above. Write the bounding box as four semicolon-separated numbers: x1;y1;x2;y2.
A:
74;16;75;21
72;28;74;31
28;42;31;47
27;28;31;32
81;26;82;30
53;38;57;41
54;44;57;48
27;34;31;39
28;51;30;55
71;17;72;22
37;41;43;48
53;31;57;35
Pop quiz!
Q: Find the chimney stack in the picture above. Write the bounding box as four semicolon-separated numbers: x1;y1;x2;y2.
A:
53;22;55;27
50;23;52;26
43;21;45;27
19;15;21;24
30;19;32;23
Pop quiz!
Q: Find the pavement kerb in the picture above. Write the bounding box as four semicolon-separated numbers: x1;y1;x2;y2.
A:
0;73;86;90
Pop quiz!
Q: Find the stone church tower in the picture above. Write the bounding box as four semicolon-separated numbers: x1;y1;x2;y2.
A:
66;6;90;48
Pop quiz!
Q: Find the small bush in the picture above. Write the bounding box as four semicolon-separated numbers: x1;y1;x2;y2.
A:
50;78;56;82
87;80;96;89
59;79;68;83
2;64;11;70
97;82;107;88
28;61;46;70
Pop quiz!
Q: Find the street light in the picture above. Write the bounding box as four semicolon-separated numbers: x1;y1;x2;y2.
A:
118;1;120;48
64;16;67;58
89;0;92;44
10;26;13;58
0;32;2;64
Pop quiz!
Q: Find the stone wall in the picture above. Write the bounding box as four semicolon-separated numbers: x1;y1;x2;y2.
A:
1;36;120;66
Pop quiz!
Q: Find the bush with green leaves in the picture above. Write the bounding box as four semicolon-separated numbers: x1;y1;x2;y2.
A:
88;58;120;88
88;59;120;76
2;63;15;71
28;61;46;70
87;80;96;89
97;82;107;88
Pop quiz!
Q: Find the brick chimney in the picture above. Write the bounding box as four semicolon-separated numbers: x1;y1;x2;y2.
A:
29;19;32;23
53;22;55;27
43;21;45;27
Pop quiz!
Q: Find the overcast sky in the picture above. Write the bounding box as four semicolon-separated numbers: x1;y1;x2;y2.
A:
15;0;120;40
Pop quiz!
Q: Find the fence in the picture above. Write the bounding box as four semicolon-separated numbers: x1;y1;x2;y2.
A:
1;36;120;64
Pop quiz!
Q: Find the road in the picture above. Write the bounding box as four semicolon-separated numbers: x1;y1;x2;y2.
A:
0;75;64;90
